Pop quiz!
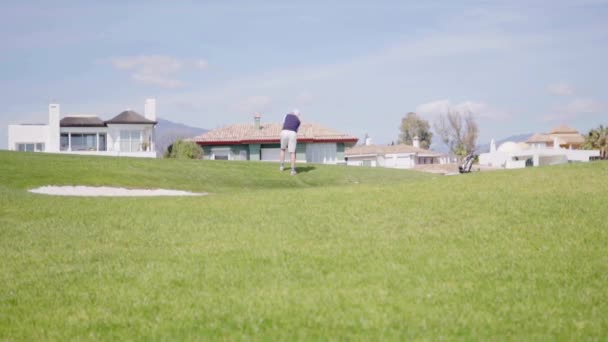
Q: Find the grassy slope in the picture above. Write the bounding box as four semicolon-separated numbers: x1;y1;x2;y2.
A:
0;151;607;340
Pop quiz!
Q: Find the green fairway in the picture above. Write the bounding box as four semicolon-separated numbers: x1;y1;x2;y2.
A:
1;151;607;340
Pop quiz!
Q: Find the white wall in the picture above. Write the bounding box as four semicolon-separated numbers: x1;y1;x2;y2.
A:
144;99;156;151
480;147;600;169
377;155;385;167
538;154;568;166
347;153;421;168
48;104;60;152
144;99;156;121
346;155;378;167
564;149;599;162
479;151;508;168
384;153;414;169
8;124;49;151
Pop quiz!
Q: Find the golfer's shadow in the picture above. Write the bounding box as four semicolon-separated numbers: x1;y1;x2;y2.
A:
295;166;316;173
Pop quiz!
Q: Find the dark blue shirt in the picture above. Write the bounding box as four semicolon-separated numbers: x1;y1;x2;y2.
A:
282;113;301;132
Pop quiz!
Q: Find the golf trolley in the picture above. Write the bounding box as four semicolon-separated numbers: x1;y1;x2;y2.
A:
458;153;477;174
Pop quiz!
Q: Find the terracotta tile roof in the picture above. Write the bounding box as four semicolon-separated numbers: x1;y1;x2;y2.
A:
106;110;156;124
551;133;585;145
193;122;358;145
344;144;383;156
60;116;106;127
345;144;444;156
549;124;579;134
526;133;553;143
528;125;585;146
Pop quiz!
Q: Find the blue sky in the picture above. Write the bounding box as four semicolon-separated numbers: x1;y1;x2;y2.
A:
1;0;607;149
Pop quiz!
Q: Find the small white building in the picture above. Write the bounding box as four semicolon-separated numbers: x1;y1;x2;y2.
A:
345;137;449;169
479;129;599;169
8;99;158;158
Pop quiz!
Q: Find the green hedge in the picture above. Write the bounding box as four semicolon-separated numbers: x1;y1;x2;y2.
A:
164;140;203;159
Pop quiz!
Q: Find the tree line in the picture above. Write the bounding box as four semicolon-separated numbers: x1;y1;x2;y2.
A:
399;110;478;159
399;110;607;160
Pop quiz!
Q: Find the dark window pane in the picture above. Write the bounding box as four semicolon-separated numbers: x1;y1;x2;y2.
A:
60;134;69;151
99;134;106;151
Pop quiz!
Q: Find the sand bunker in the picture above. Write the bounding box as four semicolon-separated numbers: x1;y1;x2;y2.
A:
29;186;207;197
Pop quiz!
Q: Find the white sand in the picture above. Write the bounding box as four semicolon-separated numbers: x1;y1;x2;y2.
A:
29;186;207;197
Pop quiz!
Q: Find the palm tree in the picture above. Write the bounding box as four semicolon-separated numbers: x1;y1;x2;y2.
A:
583;125;608;159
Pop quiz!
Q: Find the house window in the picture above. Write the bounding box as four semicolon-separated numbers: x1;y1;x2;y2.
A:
120;130;141;152
99;133;107;151
71;134;97;151
16;143;44;152
211;147;230;160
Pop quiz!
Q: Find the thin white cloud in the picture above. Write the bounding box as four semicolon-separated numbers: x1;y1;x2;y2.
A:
543;97;605;121
415;99;509;120
562;98;603;113
415;99;451;117
106;55;208;88
195;59;209;70
162;29;538;114
548;82;575;96
132;73;183;88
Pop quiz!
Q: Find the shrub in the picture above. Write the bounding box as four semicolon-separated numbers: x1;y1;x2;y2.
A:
164;140;203;159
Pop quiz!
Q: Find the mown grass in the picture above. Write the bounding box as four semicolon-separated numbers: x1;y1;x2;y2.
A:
0;151;607;340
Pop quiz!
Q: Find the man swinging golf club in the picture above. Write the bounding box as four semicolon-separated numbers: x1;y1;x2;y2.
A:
279;109;301;175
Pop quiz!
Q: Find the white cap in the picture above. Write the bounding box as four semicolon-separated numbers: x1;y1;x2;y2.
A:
292;108;301;116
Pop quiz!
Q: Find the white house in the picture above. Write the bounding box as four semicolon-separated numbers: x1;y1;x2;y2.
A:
479;125;599;169
345;136;449;169
8;99;158;158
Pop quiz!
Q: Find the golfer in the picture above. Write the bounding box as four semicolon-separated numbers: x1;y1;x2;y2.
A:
279;109;301;175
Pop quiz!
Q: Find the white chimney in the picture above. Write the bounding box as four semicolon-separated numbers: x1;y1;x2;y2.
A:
490;138;496;153
47;104;60;152
144;98;156;121
413;135;420;148
254;112;261;130
365;137;372;146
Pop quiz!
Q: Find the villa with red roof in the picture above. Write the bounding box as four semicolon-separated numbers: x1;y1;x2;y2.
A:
193;113;358;164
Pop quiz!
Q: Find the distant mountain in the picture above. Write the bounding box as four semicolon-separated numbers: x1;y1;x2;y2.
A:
155;118;209;155
476;133;533;153
429;142;450;154
429;133;533;154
